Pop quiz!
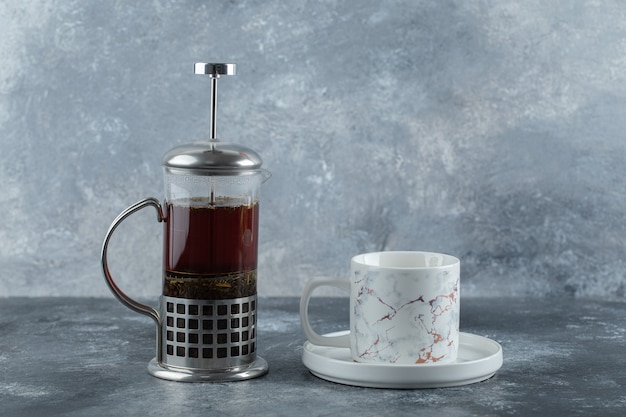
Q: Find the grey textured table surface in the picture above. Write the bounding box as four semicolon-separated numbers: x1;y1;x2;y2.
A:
1;297;625;416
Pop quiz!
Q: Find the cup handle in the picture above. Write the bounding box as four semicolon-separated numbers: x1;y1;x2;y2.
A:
101;197;165;324
299;278;350;348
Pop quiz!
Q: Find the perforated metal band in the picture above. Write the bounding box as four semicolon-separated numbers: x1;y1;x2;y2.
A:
159;295;257;370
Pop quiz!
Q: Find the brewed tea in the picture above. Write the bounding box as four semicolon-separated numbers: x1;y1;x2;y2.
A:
163;199;259;299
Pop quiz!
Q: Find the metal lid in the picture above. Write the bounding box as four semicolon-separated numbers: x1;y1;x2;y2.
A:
162;140;263;175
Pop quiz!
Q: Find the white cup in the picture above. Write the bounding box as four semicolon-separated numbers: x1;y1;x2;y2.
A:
300;251;460;364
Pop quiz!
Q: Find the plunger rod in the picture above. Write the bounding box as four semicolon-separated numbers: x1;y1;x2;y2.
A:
210;76;218;140
194;62;236;142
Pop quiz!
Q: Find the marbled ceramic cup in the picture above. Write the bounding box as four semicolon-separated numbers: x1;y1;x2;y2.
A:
300;251;460;364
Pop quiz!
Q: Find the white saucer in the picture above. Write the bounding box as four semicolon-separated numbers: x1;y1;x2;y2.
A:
302;331;503;389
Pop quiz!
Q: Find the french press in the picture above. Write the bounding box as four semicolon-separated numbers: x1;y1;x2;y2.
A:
101;63;270;382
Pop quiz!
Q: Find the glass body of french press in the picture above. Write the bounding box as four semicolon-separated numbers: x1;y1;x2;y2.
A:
101;63;270;382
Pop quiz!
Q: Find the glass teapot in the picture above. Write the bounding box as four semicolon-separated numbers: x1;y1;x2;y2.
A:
101;63;270;382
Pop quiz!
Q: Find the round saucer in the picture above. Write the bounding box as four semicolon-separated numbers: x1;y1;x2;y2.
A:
302;331;503;389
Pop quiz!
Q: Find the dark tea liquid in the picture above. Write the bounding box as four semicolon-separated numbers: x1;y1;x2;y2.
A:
163;199;259;299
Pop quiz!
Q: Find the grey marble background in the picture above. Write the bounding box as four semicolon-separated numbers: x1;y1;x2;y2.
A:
0;0;624;299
